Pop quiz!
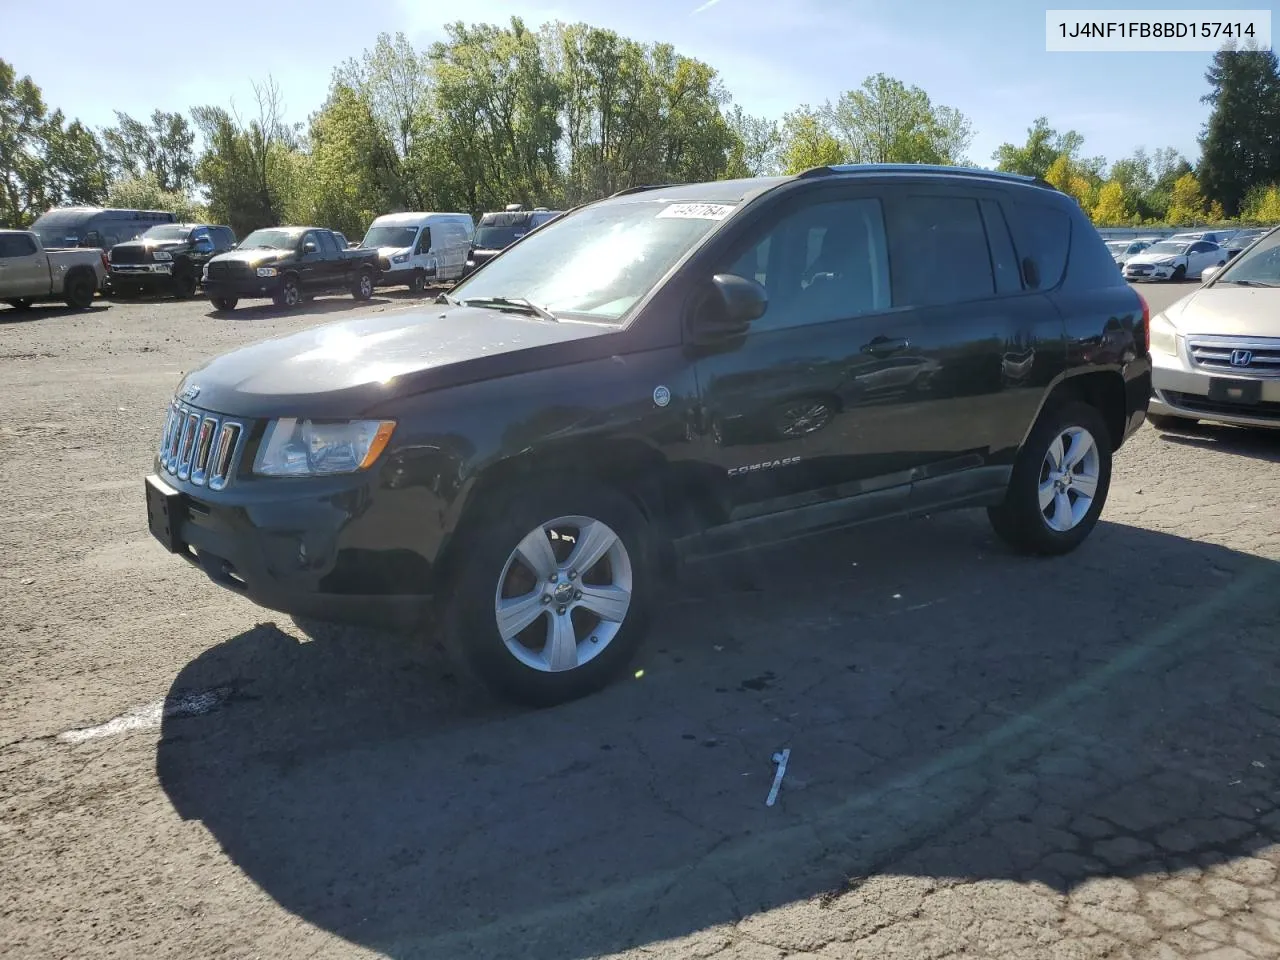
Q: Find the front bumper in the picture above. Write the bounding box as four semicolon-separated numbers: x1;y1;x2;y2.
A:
144;471;435;628
202;277;283;300
1150;346;1280;428
110;264;175;288
1124;263;1181;282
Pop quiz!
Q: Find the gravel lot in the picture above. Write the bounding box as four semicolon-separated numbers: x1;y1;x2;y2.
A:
2;280;1279;960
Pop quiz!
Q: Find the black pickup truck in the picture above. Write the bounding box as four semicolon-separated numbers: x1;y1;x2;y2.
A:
145;165;1151;707
108;223;236;298
201;226;380;311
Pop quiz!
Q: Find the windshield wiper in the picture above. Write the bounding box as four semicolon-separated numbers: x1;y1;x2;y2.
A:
1219;279;1276;287
460;296;559;322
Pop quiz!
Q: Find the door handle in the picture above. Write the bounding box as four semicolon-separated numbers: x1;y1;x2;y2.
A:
861;335;909;356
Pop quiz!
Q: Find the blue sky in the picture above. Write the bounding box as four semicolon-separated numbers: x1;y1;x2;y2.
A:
3;0;1237;170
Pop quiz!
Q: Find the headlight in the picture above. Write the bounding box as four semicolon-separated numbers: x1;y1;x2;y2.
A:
256;266;278;278
1149;312;1179;356
1155;258;1177;267
253;418;396;476
391;253;410;264
152;250;173;261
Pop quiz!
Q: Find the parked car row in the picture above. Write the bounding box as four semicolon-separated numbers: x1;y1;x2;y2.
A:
1108;227;1275;283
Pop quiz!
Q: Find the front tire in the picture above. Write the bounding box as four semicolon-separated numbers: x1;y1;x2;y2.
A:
352;269;374;301
442;480;655;707
173;269;198;299
64;272;96;309
988;401;1113;556
408;271;426;294
273;276;302;309
211;296;238;312
1172;265;1186;281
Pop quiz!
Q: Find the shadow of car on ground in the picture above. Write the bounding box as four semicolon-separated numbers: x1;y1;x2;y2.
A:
1;302;110;323
200;295;397;320
157;502;1280;960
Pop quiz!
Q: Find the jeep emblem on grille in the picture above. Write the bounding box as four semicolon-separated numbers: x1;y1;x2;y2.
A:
1229;349;1253;367
179;384;200;401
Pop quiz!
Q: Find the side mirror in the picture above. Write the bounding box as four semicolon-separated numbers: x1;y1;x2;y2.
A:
1200;264;1221;284
689;274;768;344
303;241;318;254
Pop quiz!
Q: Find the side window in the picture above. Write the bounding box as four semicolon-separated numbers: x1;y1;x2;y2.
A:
220;228;236;248
979;199;1022;294
723;196;891;332
317;231;340;255
887;195;994;307
300;231;319;252
1010;201;1070;289
0;233;38;257
417;228;432;254
1192;241;1214;254
84;230;102;248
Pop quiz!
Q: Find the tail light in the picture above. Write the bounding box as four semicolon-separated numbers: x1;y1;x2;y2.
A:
1136;290;1150;354
101;251;110;270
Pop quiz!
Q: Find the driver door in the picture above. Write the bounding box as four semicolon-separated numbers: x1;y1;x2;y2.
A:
295;230;324;291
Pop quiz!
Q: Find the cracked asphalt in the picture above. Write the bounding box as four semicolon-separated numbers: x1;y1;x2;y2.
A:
2;281;1279;960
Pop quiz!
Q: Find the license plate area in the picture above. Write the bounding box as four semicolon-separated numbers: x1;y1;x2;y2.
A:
145;474;186;552
1208;377;1262;406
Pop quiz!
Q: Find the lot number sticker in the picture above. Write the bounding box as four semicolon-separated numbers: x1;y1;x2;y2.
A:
656;202;734;221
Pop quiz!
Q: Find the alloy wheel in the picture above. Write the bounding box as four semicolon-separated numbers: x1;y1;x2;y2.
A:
1038;426;1100;532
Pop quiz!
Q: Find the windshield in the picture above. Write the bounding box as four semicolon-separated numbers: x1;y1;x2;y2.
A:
1126;242;1147;254
362;225;418;249
452;198;736;322
142;225;192;242
1212;229;1280;286
240;229;302;250
1147;241;1189;255
474;225;528;250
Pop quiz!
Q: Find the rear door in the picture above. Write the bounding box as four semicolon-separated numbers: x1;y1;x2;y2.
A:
316;230;347;288
0;233;51;297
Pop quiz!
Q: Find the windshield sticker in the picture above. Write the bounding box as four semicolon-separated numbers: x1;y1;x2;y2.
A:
656;202;734;221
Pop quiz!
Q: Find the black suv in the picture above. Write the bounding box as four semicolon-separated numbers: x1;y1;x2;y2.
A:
144;165;1151;706
462;205;562;277
108;223;236;298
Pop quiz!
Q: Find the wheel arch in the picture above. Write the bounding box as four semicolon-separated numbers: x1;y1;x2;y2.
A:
1025;368;1128;453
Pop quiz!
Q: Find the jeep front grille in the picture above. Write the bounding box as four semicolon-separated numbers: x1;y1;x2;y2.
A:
158;402;246;490
1188;337;1280;376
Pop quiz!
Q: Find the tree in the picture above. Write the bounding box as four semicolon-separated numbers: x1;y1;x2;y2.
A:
103;110;196;193
992;116;1085;179
1044;154;1097;212
1091;181;1134;225
107;172;206;221
192;77;302;236
0;59;48;226
1240;183;1280;223
1165;172;1225;225
42;112;109;208
1198;42;1280;217
724;105;780;177
825;73;972;165
776;105;843;174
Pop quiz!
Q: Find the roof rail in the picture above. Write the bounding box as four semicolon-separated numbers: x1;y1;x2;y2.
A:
607;183;682;198
798;163;1058;191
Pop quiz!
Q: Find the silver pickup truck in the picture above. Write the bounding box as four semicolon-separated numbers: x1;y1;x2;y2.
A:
0;229;107;311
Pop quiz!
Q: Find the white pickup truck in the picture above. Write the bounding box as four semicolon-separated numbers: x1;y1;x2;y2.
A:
0;229;107;311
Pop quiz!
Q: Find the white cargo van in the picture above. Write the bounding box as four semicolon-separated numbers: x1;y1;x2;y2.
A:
360;212;475;292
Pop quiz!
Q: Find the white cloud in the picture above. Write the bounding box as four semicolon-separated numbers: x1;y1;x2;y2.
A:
691;0;723;12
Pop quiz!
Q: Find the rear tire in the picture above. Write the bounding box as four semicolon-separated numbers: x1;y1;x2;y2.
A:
211;297;238;312
351;269;374;301
442;479;655;708
988;401;1113;556
64;272;96;309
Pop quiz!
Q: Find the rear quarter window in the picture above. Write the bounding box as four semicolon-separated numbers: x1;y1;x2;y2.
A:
1009;200;1070;289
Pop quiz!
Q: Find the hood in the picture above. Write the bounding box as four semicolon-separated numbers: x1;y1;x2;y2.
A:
212;248;292;267
374;246;412;259
1161;284;1280;339
1127;249;1185;266
178;305;612;418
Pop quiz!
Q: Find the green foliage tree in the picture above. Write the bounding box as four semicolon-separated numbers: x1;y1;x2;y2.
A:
1165;172;1225;225
723;105;780;178
103;110;196;193
1240;183;1280;223
106;172;206;221
1198;42;1280;217
776;106;843;174
992;117;1084;179
826;73;972;165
